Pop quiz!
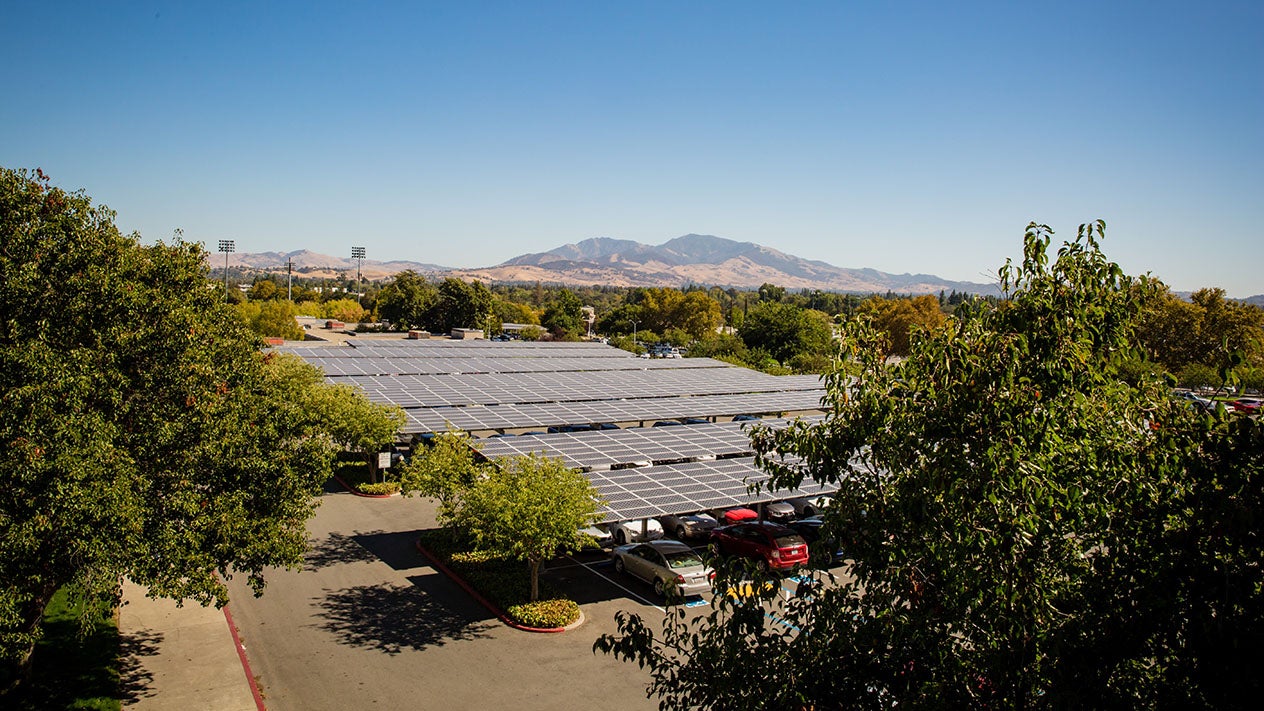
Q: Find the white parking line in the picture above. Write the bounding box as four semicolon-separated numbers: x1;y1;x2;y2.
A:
566;555;667;614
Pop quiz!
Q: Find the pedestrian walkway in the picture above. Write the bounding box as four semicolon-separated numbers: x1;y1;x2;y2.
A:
118;580;263;711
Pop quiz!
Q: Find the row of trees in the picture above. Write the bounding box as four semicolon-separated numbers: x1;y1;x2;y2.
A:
598;222;1264;709
0;168;404;693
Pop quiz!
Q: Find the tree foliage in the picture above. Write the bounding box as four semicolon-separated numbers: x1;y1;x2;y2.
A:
376;269;437;330
598;221;1264;710
456;454;602;601
397;430;485;525
542;288;584;340
856;293;947;356
0;168;394;690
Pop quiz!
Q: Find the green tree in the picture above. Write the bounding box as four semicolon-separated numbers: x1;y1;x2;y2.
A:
376;270;437;330
431;277;493;333
397;430;484;526
598;221;1264;709
457;454;602;601
237;299;304;340
738;301;833;364
542;289;583;340
247;278;280;301
322;298;369;323
0;168;383;691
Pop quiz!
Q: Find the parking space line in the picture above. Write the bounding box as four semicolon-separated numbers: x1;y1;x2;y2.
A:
565;555;667;614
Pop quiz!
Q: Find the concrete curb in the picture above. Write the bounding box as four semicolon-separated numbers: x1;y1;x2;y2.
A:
414;540;581;633
222;604;267;711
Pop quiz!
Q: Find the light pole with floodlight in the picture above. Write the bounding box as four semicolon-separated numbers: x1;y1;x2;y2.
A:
218;240;235;302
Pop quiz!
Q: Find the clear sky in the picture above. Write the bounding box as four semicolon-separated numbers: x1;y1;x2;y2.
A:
3;1;1261;295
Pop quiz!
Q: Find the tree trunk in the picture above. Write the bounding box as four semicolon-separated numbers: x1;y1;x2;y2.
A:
0;583;58;697
530;557;541;602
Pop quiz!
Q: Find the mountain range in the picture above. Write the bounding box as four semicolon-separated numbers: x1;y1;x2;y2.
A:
217;234;1001;295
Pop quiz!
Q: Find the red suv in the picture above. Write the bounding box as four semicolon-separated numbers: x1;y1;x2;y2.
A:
709;522;809;573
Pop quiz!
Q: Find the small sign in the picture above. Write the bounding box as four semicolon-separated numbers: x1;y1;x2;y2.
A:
378;452;393;469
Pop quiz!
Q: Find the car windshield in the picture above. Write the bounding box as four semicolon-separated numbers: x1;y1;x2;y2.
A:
664;550;703;569
775;535;807;548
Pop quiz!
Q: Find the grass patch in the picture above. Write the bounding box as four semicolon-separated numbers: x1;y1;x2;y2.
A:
7;587;120;710
418;529;580;628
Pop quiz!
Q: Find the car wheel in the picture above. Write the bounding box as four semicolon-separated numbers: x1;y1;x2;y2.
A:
653;578;666;596
616;529;628;545
803;506;816;518
758;558;772;575
676;526;689;541
614;556;625;574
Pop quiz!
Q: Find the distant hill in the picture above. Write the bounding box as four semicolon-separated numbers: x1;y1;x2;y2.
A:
1245;294;1264;308
211;235;1001;295
458;234;1000;295
209;249;448;281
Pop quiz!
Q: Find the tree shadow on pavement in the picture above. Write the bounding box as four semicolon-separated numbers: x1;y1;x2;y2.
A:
352;530;432;571
304;532;381;571
312;581;494;654
117;628;164;704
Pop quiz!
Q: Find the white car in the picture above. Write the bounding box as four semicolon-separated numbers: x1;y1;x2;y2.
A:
609;518;664;545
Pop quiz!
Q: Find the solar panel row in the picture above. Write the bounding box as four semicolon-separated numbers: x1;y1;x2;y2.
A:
404;389;825;433
306;355;731;377
474;417;824;471
350;368;823;409
591;457;836;523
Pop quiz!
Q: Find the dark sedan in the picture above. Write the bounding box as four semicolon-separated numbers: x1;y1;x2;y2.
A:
786;517;846;565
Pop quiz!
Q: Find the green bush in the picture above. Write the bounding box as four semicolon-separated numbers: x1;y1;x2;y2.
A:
507;599;580;628
417;529;575;627
355;482;399;496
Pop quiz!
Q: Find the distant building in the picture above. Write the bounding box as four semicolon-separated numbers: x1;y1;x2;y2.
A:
451;328;484;340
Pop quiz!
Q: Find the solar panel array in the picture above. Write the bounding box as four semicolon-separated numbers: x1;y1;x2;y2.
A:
591;457;837;523
403;389;825;433
304;355;729;377
352;369;822;408
475;417;823;471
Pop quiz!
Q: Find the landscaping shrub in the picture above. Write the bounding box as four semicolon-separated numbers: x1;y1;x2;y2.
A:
418;529;577;628
507;599;580;628
355;482;399;496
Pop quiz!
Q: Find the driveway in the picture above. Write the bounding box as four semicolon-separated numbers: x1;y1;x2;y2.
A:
222;483;660;711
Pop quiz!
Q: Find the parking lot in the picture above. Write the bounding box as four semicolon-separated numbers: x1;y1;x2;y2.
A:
221;483;843;710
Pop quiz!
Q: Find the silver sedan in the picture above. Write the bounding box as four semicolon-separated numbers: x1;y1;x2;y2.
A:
611;540;714;598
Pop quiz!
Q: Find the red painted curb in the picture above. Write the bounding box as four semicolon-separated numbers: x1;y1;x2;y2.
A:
222;604;267;711
330;473;397;498
414;540;570;633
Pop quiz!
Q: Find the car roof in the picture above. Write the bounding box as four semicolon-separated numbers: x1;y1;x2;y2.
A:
645;540;696;553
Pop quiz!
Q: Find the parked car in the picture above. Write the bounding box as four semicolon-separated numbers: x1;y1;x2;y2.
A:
786;494;833;518
1174;390;1215;411
712;507;758;525
786;516;846;565
763;501;796;524
1232;398;1262;414
658;512;718;540
609;518;664;545
709;522;809;573
612;540;714;598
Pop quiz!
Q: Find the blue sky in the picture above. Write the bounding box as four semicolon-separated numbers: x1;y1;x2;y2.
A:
3;1;1262;295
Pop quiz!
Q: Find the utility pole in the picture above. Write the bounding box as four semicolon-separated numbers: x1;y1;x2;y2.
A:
629;319;639;349
286;259;294;301
218;240;235;302
351;246;365;306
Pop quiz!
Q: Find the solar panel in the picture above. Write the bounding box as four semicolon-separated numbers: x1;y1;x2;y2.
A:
401;390;826;433
586;457;839;523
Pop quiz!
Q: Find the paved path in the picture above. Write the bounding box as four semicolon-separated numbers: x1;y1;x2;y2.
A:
222;485;659;711
118;580;260;710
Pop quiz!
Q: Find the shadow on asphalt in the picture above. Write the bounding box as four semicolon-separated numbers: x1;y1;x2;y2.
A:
304;532;382;571
353;530;431;571
311;582;494;654
116;628;164;705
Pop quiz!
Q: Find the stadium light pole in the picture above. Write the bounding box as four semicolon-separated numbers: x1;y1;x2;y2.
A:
629;319;639;348
351;246;366;305
286;259;294;301
218;240;235;302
